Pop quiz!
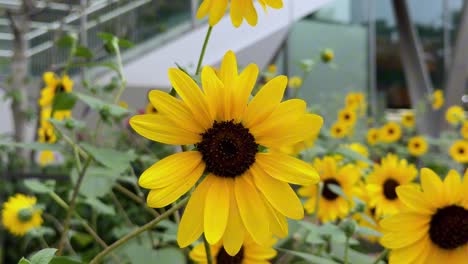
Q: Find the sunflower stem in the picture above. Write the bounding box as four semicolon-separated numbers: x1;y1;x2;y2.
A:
312;182;323;223
344;236;350;264
88;197;189;264
195;26;213;75
372;249;389;264
203;234;214;264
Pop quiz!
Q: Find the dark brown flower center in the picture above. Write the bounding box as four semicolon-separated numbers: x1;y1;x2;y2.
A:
383;178;399;200
414;142;420;148
56;83;66;93
388;128;394;135
458;147;465;155
429;205;468;250
216;246;244;264
322;178;341;200
345;114;350;120
197;120;258;178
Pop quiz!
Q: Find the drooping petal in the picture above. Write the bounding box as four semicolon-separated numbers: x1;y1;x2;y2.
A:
230;0;243;27
139;151;203;189
256;152;319;185
266;0;283;9
223;180;245;256
243;0;259;26
129;114;201;145
204;175;230;244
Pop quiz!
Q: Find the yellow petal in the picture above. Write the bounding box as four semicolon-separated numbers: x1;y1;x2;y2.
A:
232;64;259;121
148;90;204;133
201;66;224;120
266;0;283;8
235;173;270;245
443;170;462;204
177;178;212;247
204;175;230;244
380;213;430;231
219;51;238;120
262;198;288;238
230;0;243;27
389;236;430;264
420;168;446;207
223;181;245;256
196;0;212;18
251;164;304;219
243;0;258;26
208;0;228;26
256;152;319;185
243;76;287;128
396;186;434;215
168;68;213;129
130;114;200;145
139;151;203;189
380;227;428;249
146;161;204;208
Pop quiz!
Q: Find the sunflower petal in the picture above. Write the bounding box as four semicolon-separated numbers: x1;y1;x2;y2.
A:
232;64;259;121
243;0;258;26
223;180;245;256
201;66;224;120
443;170;462;204
420;168;446;207
204;176;230;244
396;185;434;215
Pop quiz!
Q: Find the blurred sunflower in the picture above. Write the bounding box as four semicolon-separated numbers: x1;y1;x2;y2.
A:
449;140;468;163
366;154;417;217
196;0;283;27
445;106;464;125
330;122;349;139
431;89;444;110
401;111;415;128
379;122;401;143
380;168;468;264
38;124;57;144
267;64;277;74
288;76;303;89
190;235;276;263
38;150;55;167
367;128;379;145
130;51;322;253
1;194;43;236
38;72;73;107
408;136;428;157
460;122;468;139
345;143;370;169
321;48;334;63
345;92;366;116
298;157;360;222
354;184;381;242
338;108;356;126
145;102;158;114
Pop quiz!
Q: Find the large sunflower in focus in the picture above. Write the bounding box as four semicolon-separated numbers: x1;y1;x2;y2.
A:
366;154;417;217
197;0;283;27
380;168;468;264
298;157;360;222
130;51;322;255
1;194;43;236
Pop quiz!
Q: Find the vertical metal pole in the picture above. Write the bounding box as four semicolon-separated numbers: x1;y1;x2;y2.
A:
367;0;377;118
80;0;88;81
442;0;451;75
191;0;197;28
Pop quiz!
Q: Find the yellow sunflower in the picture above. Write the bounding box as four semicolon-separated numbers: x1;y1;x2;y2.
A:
40;107;71;128
330;122;349;139
190;235;276;264
449;140;468;163
288;76;303;89
196;0;283;27
354;183;381;242
445;106;465;125
145;102;158;114
321;48;334;63
366;154;417;217
338;108;357;126
345;92;366;116
130;51;322;254
461;122;468;139
298;157;360;222
408;136;429;157
38;124;57;144
431;89;444;110
401;111;415;128
345;143;370;169
1;194;43;236
379;122;402;143
367;128;380;145
38;150;55;167
39;72;73;107
380;168;468;264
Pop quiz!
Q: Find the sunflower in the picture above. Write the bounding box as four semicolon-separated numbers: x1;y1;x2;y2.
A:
379;122;402;143
345;143;370;169
196;0;283;27
298;157;360;222
330;122;349;139
38;124;57;144
267;64;277;74
366;154;417;217
190;235;276;264
367;128;379;145
130;51;322;254
145;102;158;114
288;76;303;89
338;108;357;126
353;183;381;242
38;72;73;107
321;48;334;63
1;194;43;236
431;89;444;110
460;122;468;139
345;92;366;116
380;168;468;264
40;107;71;128
449;140;468;163
445;106;465;125
38;150;55;167
401;111;415;128
408;136;428;157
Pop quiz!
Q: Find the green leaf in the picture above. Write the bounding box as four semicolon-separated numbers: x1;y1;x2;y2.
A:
327;183;349;201
154;248;186;264
75;92;129;118
0;141;61;151
84;197;115;215
277;248;338;264
23;180;55;194
52;92;77;112
80;143;136;173
331;245;380;264
75;46;93;59
118;39;134;49
97;32;115;42
18;258;31;264
356;226;382;237
335;147;374;166
71;166;120;199
30;248;57;264
49;256;82;264
56;34;77;48
71;232;94;248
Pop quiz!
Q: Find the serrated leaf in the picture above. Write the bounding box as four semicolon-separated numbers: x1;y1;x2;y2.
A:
277;248;338;264
23;180;55;194
30;248;57;264
331;245;382;264
80;143;136;173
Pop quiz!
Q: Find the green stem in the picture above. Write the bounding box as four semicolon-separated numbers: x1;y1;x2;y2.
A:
195;26;213;75
344;236;350;264
113;40;127;104
312;182;322;223
88;197;189;264
372;249;389;264
203;234;214;264
63;35;78;75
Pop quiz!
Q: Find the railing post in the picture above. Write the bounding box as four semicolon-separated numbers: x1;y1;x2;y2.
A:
191;0;197;28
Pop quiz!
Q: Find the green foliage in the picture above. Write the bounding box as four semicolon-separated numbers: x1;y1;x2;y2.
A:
20;248;57;264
